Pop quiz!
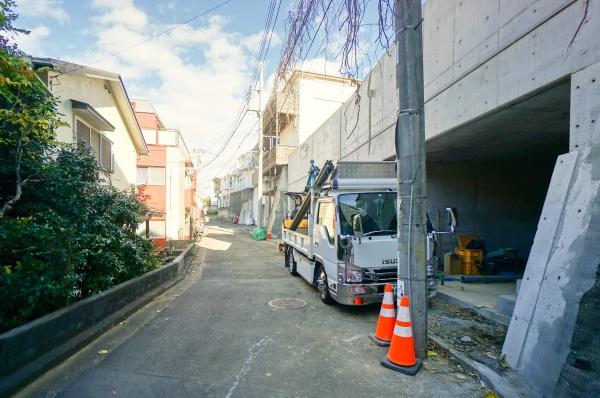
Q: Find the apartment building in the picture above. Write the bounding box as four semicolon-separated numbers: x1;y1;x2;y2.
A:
131;100;197;247
260;70;358;234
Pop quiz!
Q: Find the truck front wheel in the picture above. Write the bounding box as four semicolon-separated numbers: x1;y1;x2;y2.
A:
316;265;334;305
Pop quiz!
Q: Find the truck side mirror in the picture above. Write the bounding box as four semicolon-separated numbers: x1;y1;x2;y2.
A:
446;207;457;233
351;214;363;242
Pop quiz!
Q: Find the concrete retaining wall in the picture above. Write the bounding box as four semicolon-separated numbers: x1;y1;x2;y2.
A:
0;243;196;396
502;146;600;395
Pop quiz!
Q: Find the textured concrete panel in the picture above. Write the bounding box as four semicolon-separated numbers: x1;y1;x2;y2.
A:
499;0;574;46
423;0;455;86
503;151;578;371
503;147;600;395
453;0;499;72
570;61;600;150
425;0;600;140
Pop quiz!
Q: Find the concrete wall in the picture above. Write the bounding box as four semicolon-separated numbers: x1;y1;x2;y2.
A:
423;0;600;141
229;188;254;217
50;72;139;191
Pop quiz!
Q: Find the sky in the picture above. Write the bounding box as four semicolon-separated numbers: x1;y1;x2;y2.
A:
12;0;389;195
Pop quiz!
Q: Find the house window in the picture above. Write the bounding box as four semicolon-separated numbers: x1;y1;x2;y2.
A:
136;167;165;185
76;117;113;172
148;220;165;238
137;220;166;238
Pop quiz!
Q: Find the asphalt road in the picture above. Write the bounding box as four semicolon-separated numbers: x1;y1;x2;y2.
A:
19;221;483;398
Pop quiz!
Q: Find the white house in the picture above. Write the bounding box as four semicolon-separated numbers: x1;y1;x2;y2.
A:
29;57;148;191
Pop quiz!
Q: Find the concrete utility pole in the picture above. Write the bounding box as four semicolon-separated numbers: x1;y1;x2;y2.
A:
395;0;427;359
256;64;264;228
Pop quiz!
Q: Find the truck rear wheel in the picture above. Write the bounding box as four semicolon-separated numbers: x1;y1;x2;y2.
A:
285;246;298;276
316;264;334;305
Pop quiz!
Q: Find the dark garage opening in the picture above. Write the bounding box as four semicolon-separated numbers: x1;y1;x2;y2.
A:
425;80;571;320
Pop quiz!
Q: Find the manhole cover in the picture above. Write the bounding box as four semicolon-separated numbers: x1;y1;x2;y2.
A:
268;298;306;310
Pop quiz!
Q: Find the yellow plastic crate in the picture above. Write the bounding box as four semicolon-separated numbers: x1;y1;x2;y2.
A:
454;248;483;275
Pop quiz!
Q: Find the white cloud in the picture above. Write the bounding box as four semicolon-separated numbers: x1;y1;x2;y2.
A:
92;0;148;31
14;25;50;55
17;0;69;23
70;0;270;192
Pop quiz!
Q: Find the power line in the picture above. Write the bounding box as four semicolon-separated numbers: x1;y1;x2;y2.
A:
198;0;282;169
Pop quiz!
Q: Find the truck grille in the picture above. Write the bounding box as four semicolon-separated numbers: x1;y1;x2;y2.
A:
363;267;397;283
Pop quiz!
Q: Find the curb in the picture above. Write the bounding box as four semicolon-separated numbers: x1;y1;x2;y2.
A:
1;243;198;397
429;335;539;398
435;291;510;326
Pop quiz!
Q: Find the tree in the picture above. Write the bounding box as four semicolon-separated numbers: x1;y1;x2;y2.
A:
0;1;159;332
0;0;59;218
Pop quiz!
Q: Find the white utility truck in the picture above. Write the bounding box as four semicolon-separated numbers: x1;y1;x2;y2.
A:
282;161;438;305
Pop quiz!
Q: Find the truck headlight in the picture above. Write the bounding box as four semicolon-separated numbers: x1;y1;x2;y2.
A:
338;262;363;283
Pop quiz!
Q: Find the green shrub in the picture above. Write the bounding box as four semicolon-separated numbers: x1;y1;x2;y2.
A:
0;2;159;333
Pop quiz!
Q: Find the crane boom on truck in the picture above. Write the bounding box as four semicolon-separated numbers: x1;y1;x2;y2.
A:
282;160;439;306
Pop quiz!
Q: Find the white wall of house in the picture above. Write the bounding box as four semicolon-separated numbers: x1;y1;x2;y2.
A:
49;72;139;192
165;146;184;239
297;76;357;146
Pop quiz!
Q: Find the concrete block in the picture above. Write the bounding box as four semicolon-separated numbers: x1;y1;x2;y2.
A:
497;294;517;318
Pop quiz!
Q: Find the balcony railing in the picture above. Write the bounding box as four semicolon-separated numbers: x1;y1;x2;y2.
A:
263;145;296;173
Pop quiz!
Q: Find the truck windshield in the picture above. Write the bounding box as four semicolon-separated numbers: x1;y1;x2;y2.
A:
338;192;396;236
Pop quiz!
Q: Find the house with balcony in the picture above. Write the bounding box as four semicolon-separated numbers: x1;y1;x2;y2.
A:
29;57;148;191
213;149;258;224
260;70;358;234
131;100;197;247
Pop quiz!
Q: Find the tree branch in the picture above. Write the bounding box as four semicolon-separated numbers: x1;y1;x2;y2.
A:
0;133;33;218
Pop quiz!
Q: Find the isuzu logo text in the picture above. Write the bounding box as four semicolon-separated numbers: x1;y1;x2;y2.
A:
382;258;397;265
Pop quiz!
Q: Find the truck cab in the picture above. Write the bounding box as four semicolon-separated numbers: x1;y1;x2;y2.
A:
282;161;437;305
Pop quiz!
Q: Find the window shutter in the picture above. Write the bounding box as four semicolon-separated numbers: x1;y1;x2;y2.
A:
137;167;148;184
147;167;166;185
100;136;112;171
76;120;90;147
90;129;100;162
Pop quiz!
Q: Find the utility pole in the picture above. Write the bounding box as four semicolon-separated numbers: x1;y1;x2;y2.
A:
256;64;264;228
395;0;427;359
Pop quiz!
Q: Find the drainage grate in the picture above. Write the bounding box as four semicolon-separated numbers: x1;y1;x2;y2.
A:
268;298;306;310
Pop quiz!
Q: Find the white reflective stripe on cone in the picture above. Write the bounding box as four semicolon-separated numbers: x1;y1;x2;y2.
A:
397;305;411;322
394;325;413;337
382;293;394;305
380;307;395;317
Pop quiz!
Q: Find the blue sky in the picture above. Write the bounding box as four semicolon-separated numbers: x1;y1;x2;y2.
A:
12;0;389;192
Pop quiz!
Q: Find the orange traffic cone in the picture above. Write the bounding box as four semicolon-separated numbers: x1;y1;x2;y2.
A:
380;295;422;375
369;283;396;347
